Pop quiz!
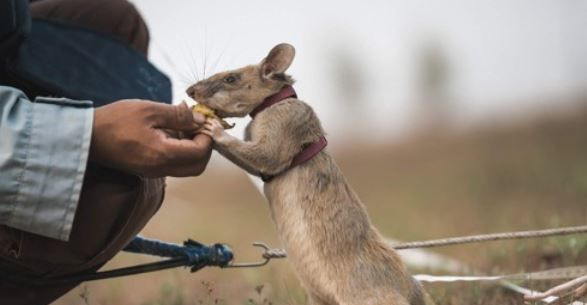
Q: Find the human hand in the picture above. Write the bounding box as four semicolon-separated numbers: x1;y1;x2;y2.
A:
89;100;212;177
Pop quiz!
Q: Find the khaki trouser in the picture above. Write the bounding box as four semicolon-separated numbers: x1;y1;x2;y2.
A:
0;166;165;305
0;1;163;304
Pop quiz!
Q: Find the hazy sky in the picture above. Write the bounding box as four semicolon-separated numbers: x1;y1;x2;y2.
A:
132;0;587;141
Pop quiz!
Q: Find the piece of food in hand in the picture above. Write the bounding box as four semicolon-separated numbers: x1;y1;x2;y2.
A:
192;103;235;129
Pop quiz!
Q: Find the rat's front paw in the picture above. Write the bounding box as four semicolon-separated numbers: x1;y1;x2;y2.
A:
201;118;229;143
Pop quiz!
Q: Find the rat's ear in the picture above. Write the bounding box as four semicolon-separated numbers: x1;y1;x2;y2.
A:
261;43;295;80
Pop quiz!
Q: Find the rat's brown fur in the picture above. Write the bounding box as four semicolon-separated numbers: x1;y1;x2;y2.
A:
190;43;432;305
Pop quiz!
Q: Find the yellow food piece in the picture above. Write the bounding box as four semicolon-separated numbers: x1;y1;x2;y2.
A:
193;103;216;117
192;103;235;129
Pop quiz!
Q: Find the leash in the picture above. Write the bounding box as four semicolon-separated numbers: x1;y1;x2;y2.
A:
0;236;283;286
2;224;584;286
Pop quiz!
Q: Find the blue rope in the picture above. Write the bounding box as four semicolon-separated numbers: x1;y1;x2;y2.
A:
0;236;234;285
123;236;234;271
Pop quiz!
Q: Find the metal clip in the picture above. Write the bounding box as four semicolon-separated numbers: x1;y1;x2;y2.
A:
224;242;287;268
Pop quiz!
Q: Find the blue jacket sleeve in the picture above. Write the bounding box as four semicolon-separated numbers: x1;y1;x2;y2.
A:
0;86;93;241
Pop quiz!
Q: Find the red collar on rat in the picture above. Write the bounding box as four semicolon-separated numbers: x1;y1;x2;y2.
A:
251;85;328;182
250;85;297;118
261;135;328;183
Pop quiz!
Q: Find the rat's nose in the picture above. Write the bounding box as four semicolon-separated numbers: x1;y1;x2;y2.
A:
186;85;196;98
186;83;208;100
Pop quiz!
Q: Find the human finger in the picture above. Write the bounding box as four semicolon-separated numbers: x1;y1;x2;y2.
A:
160;133;212;164
150;102;205;131
159;134;212;177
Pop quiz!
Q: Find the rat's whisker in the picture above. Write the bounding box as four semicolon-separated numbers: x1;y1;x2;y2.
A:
210;34;233;76
185;43;201;82
178;44;197;82
151;39;195;85
202;28;208;79
176;72;195;86
173;62;195;86
210;48;226;76
175;68;193;85
177;78;194;89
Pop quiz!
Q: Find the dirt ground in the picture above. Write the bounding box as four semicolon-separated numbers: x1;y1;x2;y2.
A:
55;102;587;305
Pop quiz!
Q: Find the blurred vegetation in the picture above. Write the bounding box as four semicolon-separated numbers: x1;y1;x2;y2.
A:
415;40;454;129
55;100;587;305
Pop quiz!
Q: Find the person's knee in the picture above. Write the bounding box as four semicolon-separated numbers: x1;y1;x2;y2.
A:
31;0;150;55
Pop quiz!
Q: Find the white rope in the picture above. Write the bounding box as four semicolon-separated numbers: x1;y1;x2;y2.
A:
414;266;587;304
260;225;587;259
392;225;587;250
414;265;587;283
525;275;587;302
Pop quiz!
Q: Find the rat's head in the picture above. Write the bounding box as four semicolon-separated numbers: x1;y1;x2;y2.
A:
186;43;295;118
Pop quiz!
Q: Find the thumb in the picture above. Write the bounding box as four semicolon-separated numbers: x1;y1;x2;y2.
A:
152;102;205;130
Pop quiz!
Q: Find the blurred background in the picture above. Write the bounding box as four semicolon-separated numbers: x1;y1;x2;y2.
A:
57;1;587;304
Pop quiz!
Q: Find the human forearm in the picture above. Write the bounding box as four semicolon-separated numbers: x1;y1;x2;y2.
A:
0;86;93;241
0;88;214;241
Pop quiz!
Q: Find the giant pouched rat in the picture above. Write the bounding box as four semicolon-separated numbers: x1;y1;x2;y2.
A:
188;43;432;305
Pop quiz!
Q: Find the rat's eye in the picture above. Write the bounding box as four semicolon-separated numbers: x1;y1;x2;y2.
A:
224;75;237;84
